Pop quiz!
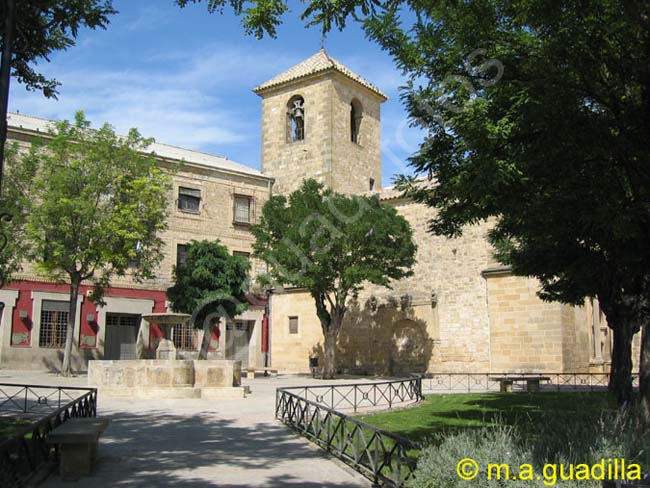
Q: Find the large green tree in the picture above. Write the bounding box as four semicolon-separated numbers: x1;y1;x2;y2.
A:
185;0;650;410
26;112;170;376
0;142;38;286
0;0;116;172
252;179;416;378
166;239;250;360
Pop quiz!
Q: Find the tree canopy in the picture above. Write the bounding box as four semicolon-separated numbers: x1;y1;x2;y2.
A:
4;0;116;98
186;0;650;407
166;239;250;359
252;179;416;377
26;111;170;374
0;142;37;285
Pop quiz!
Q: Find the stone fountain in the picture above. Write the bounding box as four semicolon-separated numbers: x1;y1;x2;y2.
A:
88;312;246;399
141;312;190;360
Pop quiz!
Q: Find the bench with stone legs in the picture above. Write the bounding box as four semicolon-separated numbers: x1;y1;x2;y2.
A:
490;376;551;393
246;367;279;379
47;418;109;480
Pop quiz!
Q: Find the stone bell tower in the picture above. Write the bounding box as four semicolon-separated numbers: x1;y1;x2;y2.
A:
253;49;387;196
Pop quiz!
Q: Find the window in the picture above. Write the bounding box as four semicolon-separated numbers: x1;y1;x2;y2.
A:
234;195;252;225
287;95;305;142
369;178;375;191
176;244;189;268
289;316;299;335
233;251;250;261
172;322;195;351
351;99;362;144
39;300;69;348
178;187;201;213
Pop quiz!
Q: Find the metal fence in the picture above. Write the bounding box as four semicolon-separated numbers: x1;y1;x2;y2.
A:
279;376;423;413
0;384;97;488
421;372;639;393
276;377;423;487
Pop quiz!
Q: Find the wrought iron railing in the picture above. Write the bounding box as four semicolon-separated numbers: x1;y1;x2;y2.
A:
422;372;639;393
279;376;423;413
0;384;97;488
276;377;423;487
0;383;98;416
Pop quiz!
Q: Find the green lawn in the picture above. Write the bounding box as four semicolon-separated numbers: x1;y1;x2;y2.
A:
0;417;34;439
357;392;615;446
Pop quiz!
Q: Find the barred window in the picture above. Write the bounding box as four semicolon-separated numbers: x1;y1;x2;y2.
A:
289;316;299;335
173;322;195;351
233;251;250;261
233;196;252;224
178;187;201;213
39;300;69;348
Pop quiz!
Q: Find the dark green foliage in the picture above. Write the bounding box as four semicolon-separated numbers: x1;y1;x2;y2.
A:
252;179;416;377
253;179;416;296
4;0;116;98
166;239;250;328
0;142;38;285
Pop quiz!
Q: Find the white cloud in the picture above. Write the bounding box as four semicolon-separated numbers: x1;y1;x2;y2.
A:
9;44;295;154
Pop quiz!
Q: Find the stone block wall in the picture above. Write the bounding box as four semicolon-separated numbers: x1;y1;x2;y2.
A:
259;74;383;196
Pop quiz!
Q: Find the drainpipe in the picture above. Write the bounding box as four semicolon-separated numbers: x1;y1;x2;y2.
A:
264;177;274;368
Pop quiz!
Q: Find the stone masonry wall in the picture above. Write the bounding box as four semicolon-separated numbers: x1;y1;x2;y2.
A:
258;74;383;196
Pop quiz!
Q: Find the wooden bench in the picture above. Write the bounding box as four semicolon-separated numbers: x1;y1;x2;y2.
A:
47;417;109;480
489;376;551;393
246;367;279;379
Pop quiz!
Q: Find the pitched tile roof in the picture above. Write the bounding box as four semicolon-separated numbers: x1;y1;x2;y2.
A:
7;113;268;179
253;49;387;100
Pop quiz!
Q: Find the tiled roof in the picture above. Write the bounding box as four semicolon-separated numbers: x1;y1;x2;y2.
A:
253;49;387;100
7;113;268;179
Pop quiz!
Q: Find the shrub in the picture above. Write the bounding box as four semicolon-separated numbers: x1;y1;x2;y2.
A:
410;410;650;488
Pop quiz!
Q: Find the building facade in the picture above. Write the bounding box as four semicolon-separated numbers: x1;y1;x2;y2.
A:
0;50;631;375
1;113;273;371
255;50;626;375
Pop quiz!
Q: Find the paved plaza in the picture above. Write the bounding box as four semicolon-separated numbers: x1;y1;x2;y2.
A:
0;370;370;487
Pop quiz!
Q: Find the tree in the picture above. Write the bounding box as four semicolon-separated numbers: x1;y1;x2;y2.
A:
372;0;650;408
0;141;38;286
185;0;650;410
0;0;116;174
252;179;416;378
26;111;170;376
166;239;250;360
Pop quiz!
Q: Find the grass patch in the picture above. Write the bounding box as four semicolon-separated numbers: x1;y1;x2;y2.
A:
0;417;34;439
357;392;615;446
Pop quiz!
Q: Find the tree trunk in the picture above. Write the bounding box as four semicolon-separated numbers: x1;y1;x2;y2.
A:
198;320;215;360
639;322;650;424
323;328;337;379
609;322;634;404
61;277;80;376
0;0;16;180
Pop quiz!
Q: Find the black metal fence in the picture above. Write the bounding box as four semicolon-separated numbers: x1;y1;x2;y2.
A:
421;372;639;393
0;384;97;488
279;376;423;413
276;377;423;487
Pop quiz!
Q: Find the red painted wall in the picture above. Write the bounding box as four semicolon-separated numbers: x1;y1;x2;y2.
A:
6;280;167;349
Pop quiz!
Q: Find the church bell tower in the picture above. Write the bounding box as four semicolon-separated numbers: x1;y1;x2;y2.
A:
254;49;387;196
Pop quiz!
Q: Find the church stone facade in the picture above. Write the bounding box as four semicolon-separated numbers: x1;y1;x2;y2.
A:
0;50;624;375
255;50;619;375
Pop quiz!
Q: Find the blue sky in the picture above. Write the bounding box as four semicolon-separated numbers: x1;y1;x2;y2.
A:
9;1;422;184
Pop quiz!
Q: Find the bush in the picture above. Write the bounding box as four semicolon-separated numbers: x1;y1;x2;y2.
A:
410;410;650;488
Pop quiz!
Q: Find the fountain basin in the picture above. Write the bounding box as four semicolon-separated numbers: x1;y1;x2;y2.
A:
88;359;245;399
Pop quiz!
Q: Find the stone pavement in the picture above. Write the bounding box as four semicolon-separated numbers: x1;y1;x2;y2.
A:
0;370;371;487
